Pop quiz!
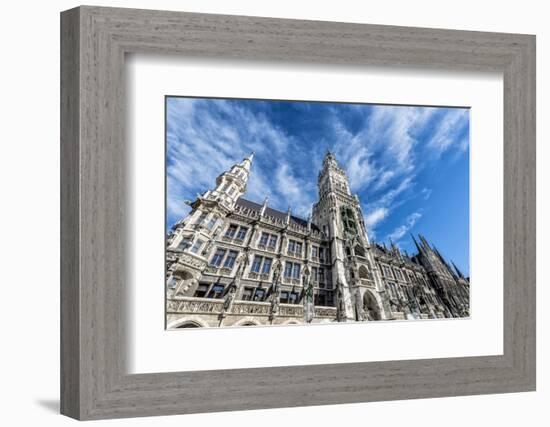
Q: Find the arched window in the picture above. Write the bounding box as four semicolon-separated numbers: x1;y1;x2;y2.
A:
177;322;201;328
354;245;366;258
358;265;370;279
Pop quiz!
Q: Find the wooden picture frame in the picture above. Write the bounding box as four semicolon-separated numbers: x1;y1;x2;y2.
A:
60;5;536;420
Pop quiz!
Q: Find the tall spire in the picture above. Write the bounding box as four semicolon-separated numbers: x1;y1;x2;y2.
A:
419;234;431;250
411;233;422;253
240;151;254;171
452;261;465;278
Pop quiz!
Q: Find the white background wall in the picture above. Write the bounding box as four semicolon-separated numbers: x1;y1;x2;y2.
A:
0;0;547;425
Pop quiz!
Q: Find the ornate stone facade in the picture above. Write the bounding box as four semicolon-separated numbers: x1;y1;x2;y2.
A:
166;152;470;329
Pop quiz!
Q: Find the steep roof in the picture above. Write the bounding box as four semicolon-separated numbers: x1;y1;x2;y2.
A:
235;197;319;231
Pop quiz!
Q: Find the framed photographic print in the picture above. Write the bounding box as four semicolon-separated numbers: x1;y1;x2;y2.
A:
61;6;536;420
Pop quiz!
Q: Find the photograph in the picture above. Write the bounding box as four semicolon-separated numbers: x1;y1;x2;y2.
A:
164;97;471;329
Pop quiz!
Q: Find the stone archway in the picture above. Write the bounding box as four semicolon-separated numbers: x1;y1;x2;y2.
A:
167;316;210;329
233;317;262;327
176;321;201;328
363;290;382;321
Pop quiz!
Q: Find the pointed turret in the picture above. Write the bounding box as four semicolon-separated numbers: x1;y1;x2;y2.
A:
203;152;255;210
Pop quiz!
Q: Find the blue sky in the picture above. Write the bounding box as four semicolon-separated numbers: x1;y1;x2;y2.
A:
166;97;470;275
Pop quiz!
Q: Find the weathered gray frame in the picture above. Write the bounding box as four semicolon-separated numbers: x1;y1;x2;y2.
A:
60;5;536;420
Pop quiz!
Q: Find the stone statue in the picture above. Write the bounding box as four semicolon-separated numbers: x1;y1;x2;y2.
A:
234;252;249;279
222;284;237;312
269;271;281;321
336;279;347;321
270;294;280;318
302;266;314;323
353;285;366;321
272;259;282;285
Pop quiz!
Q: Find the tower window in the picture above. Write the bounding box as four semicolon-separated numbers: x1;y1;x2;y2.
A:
253;288;266;301
382;265;394;278
292;263;301;279
259;232;269;246
167;276;180;289
190;239;204;254
236;226;248;241
208;284;225;299
241;287;254;301
177;237;192;251
284;261;293;278
311;245;319;259
280;291;289;303
223;250;239;269
251;255;263;273
193;283;209;298
210;248;227;267
287;239;302;256
319;247;326;262
319;267;325;283
195;212;207;225
288;240;295;253
206;216;217;230
268;234;278;248
250;256;272;275
225;224;238;238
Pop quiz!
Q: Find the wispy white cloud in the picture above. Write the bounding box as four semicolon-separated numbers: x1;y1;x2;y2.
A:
166;98;316;227
166;98;469;244
421;187;433;200
427;109;469;155
363;207;389;238
333;106;468;240
387;211;422;242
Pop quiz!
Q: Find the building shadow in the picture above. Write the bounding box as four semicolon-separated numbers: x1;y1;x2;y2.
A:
35;399;59;414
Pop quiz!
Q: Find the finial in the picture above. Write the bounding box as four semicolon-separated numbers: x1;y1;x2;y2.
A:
260;196;269;216
286;206;291;225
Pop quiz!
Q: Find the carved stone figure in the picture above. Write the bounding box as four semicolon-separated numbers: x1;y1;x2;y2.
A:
222;285;237;312
353;285;366;321
234;252;249;279
336;279;347;322
272;259;282;285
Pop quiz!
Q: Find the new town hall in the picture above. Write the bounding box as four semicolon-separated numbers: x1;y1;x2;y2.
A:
166;152;470;328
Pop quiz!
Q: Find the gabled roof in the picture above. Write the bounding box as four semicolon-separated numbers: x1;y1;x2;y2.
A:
235;197;319;231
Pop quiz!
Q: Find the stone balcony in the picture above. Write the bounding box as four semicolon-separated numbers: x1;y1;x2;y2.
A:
167;296;337;321
167;296;224;315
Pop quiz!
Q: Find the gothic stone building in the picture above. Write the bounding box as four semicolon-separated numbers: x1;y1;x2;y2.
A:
166;152;470;329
